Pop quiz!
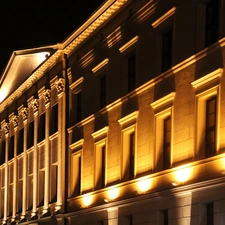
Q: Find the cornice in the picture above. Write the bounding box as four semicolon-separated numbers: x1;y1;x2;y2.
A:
63;0;128;56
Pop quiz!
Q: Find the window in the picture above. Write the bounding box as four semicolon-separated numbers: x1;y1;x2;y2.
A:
162;28;172;72
27;120;34;149
0;168;5;218
92;127;108;189
50;137;58;203
8;135;14;161
76;91;82;122
152;7;176;74
163;116;171;169
118;111;138;181
100;74;107;108
129;132;135;179
17;157;23;213
71;153;81;196
92;58;109;109
158;209;168;225
70;139;83;197
38;113;45;143
8;162;14;216
50;104;58;135
205;0;219;47
128;53;136;92
205;97;217;157
150;93;175;171
191;68;222;159
38;145;45;207
0;141;5;165
207;202;214;225
27;151;33;210
119;36;139;94
17;128;24;155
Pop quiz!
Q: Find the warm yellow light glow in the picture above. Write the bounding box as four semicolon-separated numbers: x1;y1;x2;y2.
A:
107;187;119;201
136;177;152;193
82;194;93;207
175;167;191;183
36;52;50;63
0;87;8;103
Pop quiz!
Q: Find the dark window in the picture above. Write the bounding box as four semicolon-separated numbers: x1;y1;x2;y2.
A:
129;132;135;179
100;75;107;108
38;171;45;207
205;97;217;157
17;128;24;155
205;0;219;47
8;136;14;160
50;104;58;135
77;92;82;122
207;202;214;225
27;121;34;149
38;113;46;143
162;209;168;225
128;53;136;92
0;141;5;165
162;28;172;72
163;116;171;169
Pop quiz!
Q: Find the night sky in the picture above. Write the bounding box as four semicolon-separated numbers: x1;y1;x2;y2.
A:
0;0;105;74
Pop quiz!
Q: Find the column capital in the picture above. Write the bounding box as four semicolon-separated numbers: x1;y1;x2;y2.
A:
31;99;39;114
55;78;65;96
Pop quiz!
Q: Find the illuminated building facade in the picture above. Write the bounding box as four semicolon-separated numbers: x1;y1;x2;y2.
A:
1;0;225;225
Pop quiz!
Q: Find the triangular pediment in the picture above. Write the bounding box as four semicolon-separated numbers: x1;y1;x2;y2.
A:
0;47;55;103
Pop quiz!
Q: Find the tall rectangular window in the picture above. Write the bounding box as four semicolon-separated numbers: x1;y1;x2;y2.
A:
50;104;58;135
17;157;23;213
17;128;24;155
38;113;46;143
129;132;135;179
128;53;136;92
27;151;33;211
71;153;81;196
95;143;106;189
100;75;107;108
207;202;214;225
77;92;82;122
205;97;217;157
8;163;14;216
50;165;57;203
205;0;219;47
27;120;34;149
163;116;171;170
8;135;14;161
162;28;172;72
0;141;5;165
0;168;5;218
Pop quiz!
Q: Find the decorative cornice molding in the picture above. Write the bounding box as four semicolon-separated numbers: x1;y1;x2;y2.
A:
91;126;109;139
63;0;128;56
118;111;138;126
191;68;223;89
92;58;109;74
152;7;176;28
70;77;84;94
150;92;175;109
119;36;139;53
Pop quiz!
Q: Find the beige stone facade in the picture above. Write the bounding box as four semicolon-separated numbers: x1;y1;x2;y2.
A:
1;0;225;225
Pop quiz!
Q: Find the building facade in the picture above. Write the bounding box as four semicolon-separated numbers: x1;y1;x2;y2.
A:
0;0;225;225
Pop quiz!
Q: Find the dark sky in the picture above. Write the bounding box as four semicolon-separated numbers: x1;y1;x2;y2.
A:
0;1;105;74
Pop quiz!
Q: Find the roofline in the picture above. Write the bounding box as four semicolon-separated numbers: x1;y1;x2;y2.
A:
62;0;128;55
